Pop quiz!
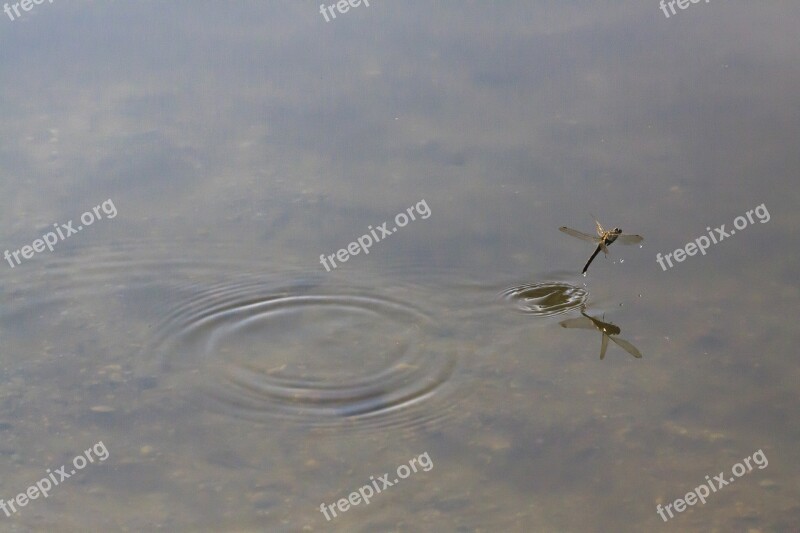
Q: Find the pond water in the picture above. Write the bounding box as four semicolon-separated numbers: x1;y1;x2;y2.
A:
1;1;798;531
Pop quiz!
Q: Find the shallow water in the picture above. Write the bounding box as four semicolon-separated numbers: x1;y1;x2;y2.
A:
1;1;799;531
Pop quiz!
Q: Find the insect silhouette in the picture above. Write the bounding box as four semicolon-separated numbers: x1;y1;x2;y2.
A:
559;307;642;359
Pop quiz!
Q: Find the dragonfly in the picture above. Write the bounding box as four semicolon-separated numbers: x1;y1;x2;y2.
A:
559;307;642;360
559;218;643;274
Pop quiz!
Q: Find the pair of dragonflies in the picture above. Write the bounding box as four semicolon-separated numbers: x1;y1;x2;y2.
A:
559;218;643;274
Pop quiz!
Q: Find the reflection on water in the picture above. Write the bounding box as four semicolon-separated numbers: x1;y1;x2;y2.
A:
501;279;642;360
559;307;643;360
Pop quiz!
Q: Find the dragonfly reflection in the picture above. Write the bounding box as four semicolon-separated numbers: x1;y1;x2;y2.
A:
559;218;643;274
559;307;642;360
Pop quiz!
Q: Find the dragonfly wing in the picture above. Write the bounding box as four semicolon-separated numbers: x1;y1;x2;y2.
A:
559;227;600;243
600;333;609;360
590;214;603;236
610;336;642;358
559;317;596;330
615;234;644;245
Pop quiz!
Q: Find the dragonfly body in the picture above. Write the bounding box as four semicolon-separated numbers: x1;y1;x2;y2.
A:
559;219;643;274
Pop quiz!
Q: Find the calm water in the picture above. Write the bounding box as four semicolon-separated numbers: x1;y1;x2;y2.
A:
1;2;799;531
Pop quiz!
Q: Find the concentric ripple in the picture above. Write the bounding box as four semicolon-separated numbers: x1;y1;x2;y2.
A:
500;282;588;317
144;279;459;429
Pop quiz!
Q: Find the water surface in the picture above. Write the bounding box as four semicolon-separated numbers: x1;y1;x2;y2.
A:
1;1;798;531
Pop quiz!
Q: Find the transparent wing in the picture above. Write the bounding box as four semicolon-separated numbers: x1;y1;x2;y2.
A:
594;220;604;236
609;336;642;358
615;234;644;245
600;333;609;360
559;227;600;243
559;317;596;330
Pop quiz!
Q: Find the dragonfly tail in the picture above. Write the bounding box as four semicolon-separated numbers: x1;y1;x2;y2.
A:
582;244;603;274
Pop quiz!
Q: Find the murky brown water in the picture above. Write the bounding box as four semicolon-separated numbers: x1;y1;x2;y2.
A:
1;1;799;531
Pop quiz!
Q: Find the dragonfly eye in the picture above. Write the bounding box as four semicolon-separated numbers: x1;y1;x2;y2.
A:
613;228;622;233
